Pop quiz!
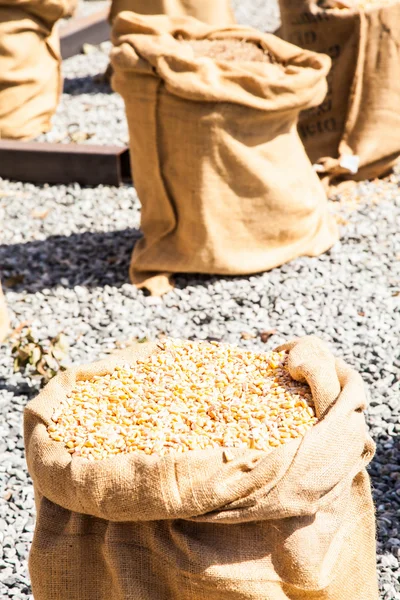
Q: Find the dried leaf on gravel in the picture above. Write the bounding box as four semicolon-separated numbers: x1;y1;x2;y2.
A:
241;331;255;340
259;329;277;343
70;131;94;143
114;336;149;350
11;327;69;384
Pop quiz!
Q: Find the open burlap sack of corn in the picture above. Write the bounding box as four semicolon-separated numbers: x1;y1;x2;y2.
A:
278;0;400;187
0;282;9;342
111;14;338;295
104;1;235;84
0;0;77;140
25;336;378;600
110;0;235;25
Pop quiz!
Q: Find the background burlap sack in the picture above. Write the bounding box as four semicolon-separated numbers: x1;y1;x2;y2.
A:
110;0;235;25
279;0;400;185
0;0;77;140
111;14;338;295
0;282;9;342
25;336;378;600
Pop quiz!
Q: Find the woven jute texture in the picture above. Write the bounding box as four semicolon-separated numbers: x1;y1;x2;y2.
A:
279;0;400;186
111;14;338;295
0;0;77;140
0;282;9;342
109;0;235;25
25;336;378;600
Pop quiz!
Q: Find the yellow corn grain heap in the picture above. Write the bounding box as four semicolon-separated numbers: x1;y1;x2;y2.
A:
48;340;318;460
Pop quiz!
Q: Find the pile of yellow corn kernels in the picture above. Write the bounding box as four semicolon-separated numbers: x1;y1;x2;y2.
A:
48;340;317;460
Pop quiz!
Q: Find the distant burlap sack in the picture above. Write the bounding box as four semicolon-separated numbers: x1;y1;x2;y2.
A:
0;282;9;342
111;14;338;295
0;0;77;140
25;336;378;600
110;0;235;25
279;0;400;185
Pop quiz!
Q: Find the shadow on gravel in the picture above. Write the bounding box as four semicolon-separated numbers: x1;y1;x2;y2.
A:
369;432;400;553
0;231;265;294
63;76;113;96
0;229;142;292
0;378;37;399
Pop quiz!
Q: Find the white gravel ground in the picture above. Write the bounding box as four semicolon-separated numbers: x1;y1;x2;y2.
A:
1;1;400;599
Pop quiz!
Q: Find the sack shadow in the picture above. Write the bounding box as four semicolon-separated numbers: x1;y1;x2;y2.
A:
63;76;113;96
0;228;142;292
0;230;256;295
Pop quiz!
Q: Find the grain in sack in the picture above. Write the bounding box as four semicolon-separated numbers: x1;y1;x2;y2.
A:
0;0;77;140
279;0;400;186
106;2;235;87
111;14;338;296
47;340;319;458
24;336;378;600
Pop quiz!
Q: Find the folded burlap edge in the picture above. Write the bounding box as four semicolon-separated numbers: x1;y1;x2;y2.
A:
110;12;332;113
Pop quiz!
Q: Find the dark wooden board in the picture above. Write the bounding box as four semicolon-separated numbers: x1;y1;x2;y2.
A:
0;141;131;187
60;7;111;60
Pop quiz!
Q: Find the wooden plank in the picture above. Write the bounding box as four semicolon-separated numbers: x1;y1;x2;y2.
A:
0;141;131;187
0;8;127;187
60;7;111;60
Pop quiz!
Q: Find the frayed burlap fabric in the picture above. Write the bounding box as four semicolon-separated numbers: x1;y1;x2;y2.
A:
0;0;77;140
25;336;378;600
111;14;338;295
109;0;235;25
279;0;400;186
0;282;9;342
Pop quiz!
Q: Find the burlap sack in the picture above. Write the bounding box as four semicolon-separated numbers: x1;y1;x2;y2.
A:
111;14;338;295
0;282;9;342
25;336;378;600
279;0;400;185
0;0;77;140
110;0;235;25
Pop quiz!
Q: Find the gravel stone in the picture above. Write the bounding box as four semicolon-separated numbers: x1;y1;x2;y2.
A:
1;1;399;598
